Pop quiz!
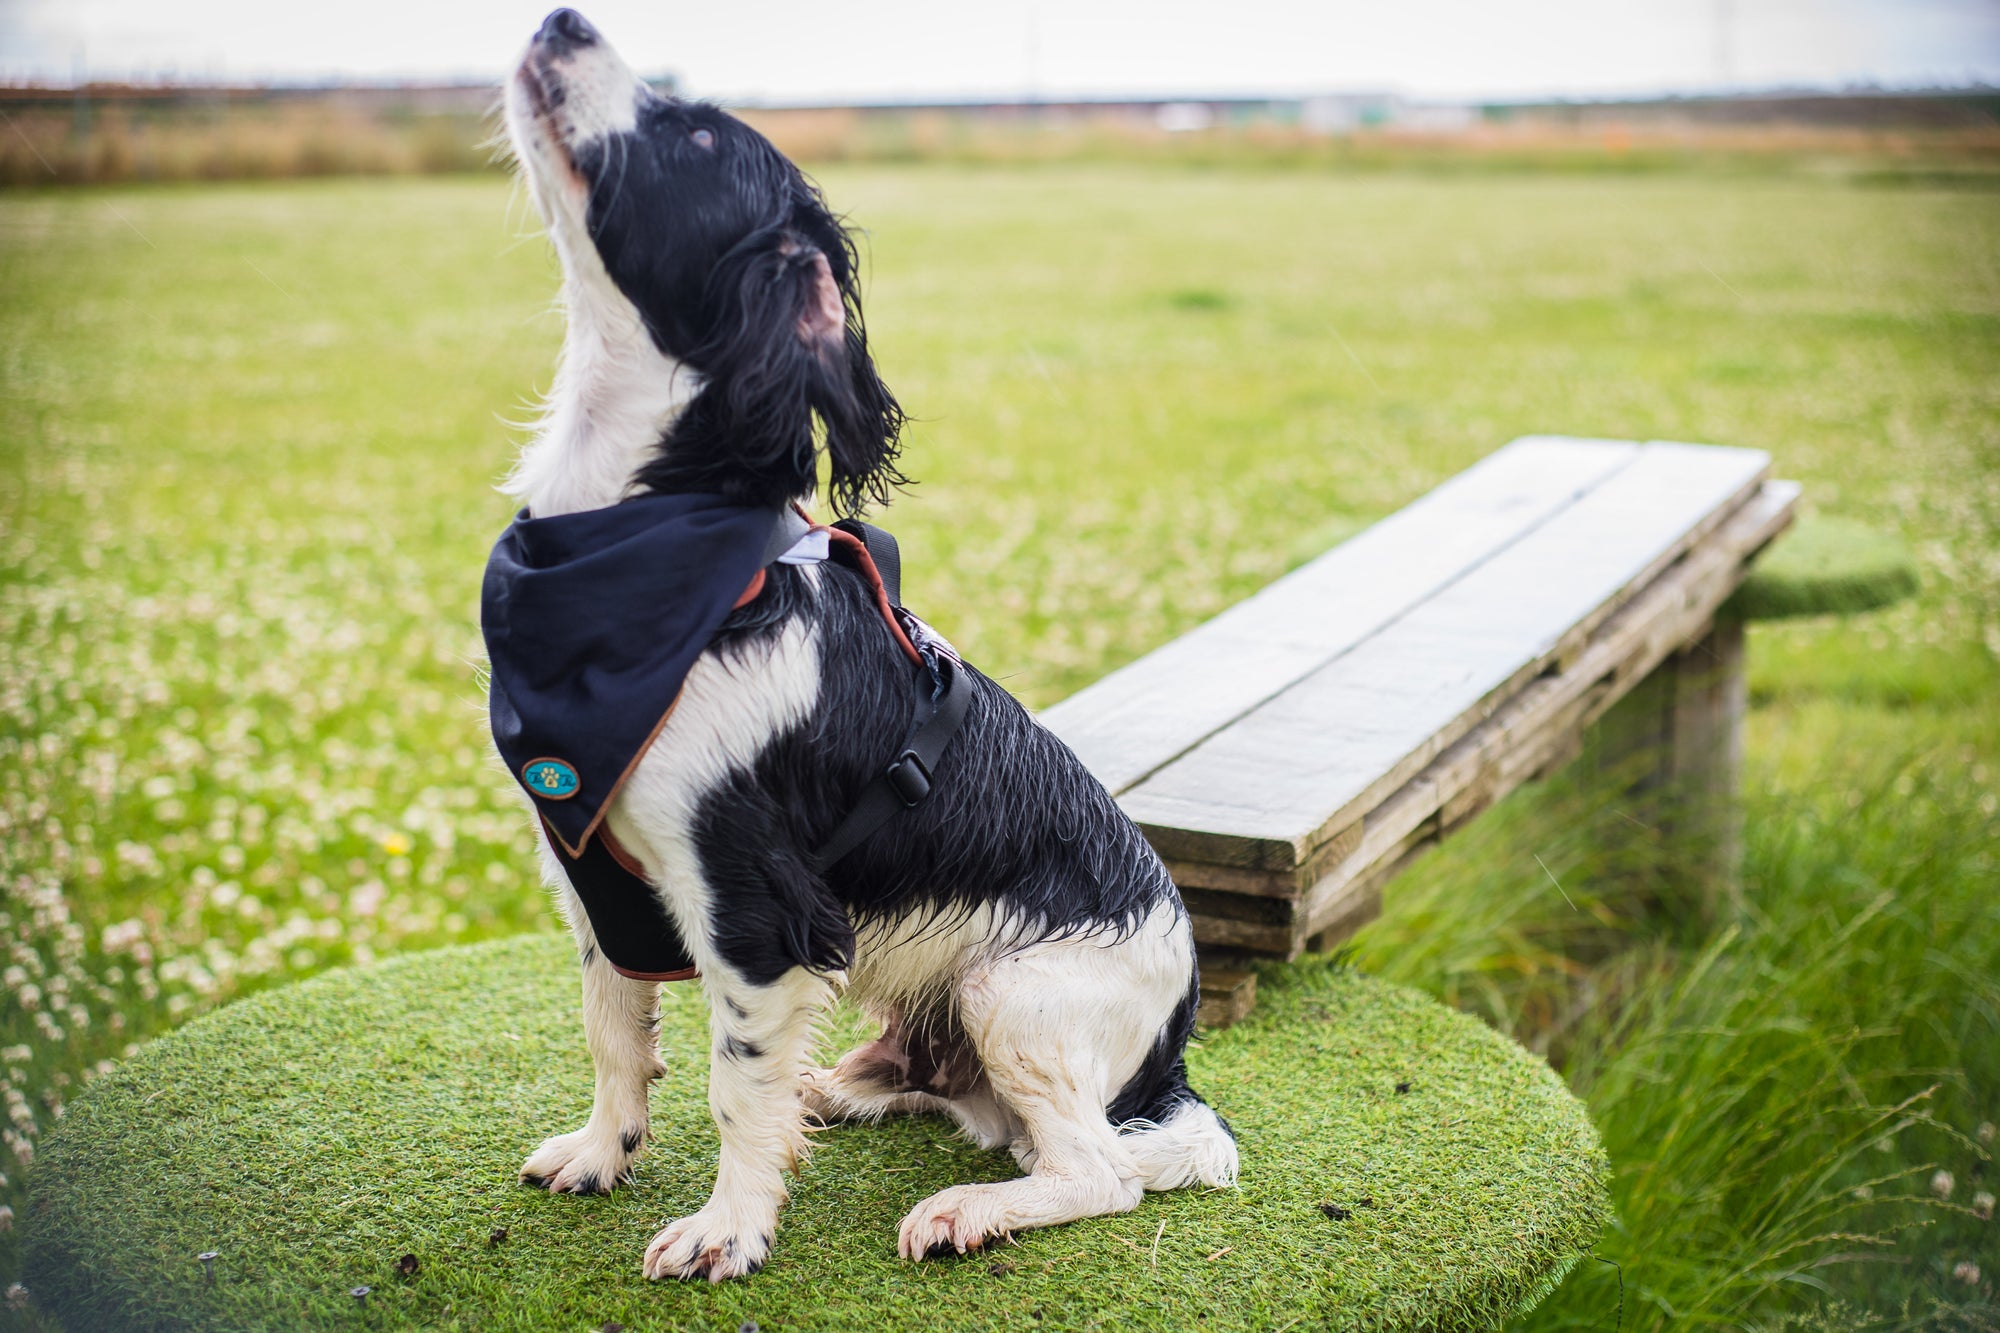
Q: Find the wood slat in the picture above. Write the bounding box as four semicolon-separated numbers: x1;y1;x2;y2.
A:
1118;442;1774;872
1289;479;1799;953
1185;480;1795;956
1041;436;1642;796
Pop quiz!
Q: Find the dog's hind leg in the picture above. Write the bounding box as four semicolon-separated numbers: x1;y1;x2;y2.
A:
896;910;1196;1259
894;1001;1145;1257
642;963;834;1282
521;888;665;1195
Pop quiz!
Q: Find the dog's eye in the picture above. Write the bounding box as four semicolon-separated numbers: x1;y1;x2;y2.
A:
690;127;716;151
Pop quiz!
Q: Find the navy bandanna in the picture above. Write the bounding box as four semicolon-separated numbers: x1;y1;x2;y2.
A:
482;492;783;859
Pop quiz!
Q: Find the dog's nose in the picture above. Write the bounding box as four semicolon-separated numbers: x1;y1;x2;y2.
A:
537;8;599;52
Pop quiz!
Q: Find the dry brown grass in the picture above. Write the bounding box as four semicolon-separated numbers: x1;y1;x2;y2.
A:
0;94;495;186
4;87;1997;186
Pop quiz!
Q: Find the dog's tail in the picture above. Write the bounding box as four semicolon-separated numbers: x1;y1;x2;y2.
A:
1108;971;1239;1191
1118;1084;1239;1191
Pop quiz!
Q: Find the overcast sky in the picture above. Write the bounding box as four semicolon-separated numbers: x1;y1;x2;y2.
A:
2;0;1996;102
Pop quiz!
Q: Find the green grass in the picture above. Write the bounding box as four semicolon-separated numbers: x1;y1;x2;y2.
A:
1;167;1997;1327
1731;515;1921;621
1351;743;1999;1328
23;935;1606;1332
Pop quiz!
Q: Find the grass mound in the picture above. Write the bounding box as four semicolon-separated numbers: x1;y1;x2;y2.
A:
1732;514;1919;620
26;935;1607;1332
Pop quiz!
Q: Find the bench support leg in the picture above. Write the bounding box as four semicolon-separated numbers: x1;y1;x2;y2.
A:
1592;616;1747;921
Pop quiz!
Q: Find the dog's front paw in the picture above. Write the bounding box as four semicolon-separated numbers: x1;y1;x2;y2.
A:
642;1208;772;1282
520;1123;643;1195
898;1184;1009;1261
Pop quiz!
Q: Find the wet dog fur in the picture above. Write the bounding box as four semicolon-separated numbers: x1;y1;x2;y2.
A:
499;7;1237;1282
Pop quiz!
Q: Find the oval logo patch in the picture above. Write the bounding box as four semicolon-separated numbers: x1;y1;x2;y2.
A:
522;758;581;800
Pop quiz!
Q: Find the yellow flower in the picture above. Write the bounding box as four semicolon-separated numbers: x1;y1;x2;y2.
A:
380;834;412;857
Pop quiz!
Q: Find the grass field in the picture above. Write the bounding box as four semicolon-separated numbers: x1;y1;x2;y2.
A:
1;166;1996;1328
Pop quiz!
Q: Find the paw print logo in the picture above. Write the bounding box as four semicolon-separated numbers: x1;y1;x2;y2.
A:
522;758;581;799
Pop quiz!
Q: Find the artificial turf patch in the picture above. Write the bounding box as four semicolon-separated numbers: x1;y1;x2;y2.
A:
26;935;1609;1332
1731;514;1919;621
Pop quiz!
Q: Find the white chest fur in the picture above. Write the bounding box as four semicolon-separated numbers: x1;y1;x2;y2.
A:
602;614;822;966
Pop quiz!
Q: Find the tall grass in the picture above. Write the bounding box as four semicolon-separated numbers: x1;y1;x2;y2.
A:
1353;735;2000;1326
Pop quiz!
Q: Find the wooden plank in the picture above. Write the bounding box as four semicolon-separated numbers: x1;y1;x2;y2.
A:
1284;480;1798;950
1118;443;1774;871
1189;912;1296;954
1041;437;1642;796
1162;819;1364;899
1196;969;1258;1029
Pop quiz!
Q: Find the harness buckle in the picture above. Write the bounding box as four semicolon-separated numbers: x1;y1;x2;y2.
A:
884;750;932;807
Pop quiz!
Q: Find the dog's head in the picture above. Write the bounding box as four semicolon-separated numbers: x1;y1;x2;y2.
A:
506;8;904;515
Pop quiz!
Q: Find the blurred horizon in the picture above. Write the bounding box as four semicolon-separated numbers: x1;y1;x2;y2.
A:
4;76;1999;109
3;0;1998;106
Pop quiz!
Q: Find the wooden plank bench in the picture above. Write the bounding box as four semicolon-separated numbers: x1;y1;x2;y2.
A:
1041;436;1799;1026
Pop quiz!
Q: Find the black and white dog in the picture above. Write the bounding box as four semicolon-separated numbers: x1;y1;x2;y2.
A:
499;8;1236;1282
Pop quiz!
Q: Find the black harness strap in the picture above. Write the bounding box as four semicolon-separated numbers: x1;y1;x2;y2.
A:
807;520;973;876
806;653;971;875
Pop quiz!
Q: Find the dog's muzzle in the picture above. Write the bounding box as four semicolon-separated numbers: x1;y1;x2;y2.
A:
535;8;600;57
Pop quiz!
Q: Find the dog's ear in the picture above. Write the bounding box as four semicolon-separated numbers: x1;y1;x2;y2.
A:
804;229;908;518
656;225;905;515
